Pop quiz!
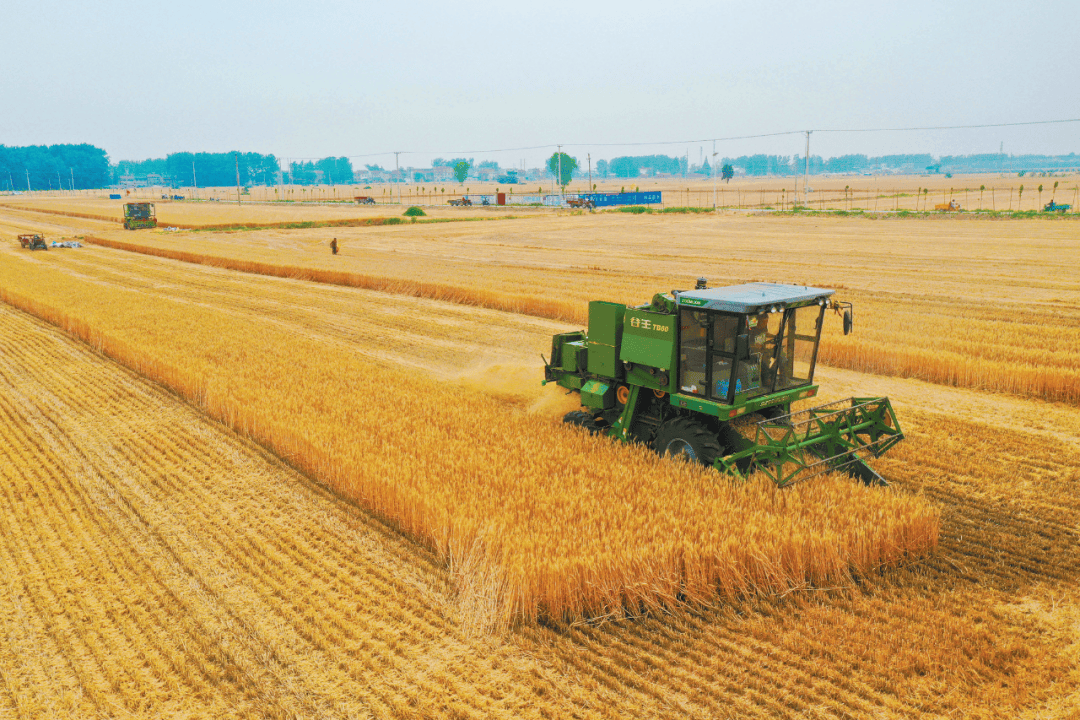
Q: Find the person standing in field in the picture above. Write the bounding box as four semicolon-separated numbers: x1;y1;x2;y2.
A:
330;238;338;255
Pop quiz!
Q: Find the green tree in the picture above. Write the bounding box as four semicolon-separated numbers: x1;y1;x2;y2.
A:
547;152;577;187
453;160;470;184
596;159;609;178
721;164;734;182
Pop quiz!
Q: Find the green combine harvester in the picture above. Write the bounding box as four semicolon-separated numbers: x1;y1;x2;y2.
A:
122;202;157;230
544;280;904;486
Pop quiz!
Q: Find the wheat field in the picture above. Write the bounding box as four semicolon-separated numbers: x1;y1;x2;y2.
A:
9;169;1080;212
1;198;1079;717
12;200;1077;402
0;238;938;630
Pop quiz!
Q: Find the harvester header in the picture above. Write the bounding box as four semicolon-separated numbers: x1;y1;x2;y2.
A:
544;280;901;486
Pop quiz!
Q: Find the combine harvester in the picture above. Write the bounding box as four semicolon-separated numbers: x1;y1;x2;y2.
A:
544;280;904;486
122;202;157;230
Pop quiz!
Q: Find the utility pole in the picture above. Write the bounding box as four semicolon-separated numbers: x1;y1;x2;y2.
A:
557;145;563;204
712;139;718;211
394;151;402;205
192;161;198;200
235;153;242;206
57;170;63;194
587;153;592;201
70;167;74;193
803;131;812;207
26;169;31;194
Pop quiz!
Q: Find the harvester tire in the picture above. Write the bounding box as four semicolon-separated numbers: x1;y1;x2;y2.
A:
563;410;603;435
653;418;721;466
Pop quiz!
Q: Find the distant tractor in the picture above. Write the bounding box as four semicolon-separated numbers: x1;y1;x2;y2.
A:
544;280;904;487
123;202;157;230
354;196;376;205
18;233;48;250
1044;200;1070;213
567;197;596;209
448;197;473;206
934;200;961;211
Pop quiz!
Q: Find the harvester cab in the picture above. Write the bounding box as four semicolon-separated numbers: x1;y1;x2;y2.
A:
123;202;157;230
544;281;903;487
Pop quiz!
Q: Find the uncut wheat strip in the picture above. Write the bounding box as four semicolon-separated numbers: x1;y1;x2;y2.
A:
49;245;526;380
29;236;1080;409
0;255;937;626
75;233;1080;405
81;235;587;324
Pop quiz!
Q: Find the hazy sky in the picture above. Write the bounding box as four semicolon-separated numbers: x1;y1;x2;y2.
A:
4;0;1077;167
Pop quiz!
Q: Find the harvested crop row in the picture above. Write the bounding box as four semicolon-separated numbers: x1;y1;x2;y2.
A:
0;302;635;719
0;245;939;629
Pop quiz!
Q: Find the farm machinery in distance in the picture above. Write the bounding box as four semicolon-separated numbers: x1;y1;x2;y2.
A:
1044;200;1071;213
123;202;157;230
544;280;904;487
18;234;48;250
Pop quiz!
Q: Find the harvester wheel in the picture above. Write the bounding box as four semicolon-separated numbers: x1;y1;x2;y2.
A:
563;410;603;435
653;418;721;466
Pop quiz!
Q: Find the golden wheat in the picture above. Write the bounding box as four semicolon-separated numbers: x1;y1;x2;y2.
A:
3;207;1080;717
35;206;1076;404
0;243;938;629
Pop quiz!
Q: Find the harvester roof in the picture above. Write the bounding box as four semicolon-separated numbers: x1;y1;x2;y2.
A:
677;282;834;314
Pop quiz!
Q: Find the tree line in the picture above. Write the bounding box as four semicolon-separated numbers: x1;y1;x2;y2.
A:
0;144;111;190
115;152;357;187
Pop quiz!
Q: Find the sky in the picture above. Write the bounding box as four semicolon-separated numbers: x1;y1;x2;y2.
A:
3;0;1078;168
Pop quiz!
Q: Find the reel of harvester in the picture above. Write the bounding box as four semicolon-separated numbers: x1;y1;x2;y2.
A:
715;397;904;487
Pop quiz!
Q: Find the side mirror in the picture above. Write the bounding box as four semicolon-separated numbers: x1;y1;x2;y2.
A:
735;334;749;358
843;310;853;335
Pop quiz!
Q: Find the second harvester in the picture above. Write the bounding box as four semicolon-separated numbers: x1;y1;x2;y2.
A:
544;280;904;486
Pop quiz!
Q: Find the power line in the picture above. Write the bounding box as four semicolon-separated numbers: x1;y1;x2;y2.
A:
285;117;1080;163
816;118;1080;133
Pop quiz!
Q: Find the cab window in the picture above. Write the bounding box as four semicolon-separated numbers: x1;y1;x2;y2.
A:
678;310;708;395
710;313;740;400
